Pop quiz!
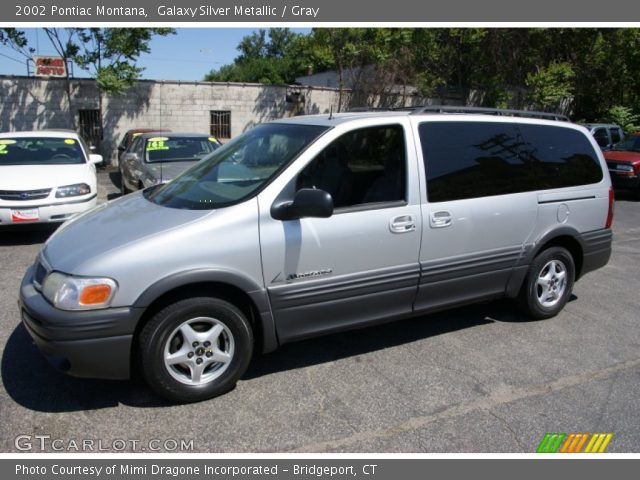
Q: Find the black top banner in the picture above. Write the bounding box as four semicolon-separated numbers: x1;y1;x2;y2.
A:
3;0;640;23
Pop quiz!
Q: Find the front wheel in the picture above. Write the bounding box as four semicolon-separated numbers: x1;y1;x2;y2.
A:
518;247;575;320
139;297;253;403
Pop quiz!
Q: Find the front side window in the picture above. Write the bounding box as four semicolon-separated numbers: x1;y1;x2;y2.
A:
297;125;406;209
146;123;328;210
0;137;85;165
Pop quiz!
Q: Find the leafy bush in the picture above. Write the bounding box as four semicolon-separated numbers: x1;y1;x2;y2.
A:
604;106;640;134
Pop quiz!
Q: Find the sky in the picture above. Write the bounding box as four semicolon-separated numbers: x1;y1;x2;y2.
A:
0;28;311;81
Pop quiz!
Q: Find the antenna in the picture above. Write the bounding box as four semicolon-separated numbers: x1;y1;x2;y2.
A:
328;105;334;120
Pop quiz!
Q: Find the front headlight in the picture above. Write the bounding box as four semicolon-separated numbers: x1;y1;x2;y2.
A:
42;272;117;310
55;183;91;198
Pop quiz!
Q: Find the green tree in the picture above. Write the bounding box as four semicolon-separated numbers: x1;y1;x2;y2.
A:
72;28;174;141
526;62;575;111
205;28;305;85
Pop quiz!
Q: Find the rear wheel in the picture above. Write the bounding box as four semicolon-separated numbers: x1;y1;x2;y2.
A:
139;297;253;403
518;247;575;319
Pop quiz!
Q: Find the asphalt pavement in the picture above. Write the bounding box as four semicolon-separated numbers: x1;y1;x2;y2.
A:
0;170;638;452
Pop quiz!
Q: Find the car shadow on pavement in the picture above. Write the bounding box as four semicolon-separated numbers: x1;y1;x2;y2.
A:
0;224;60;246
615;190;639;202
2;298;542;412
1;324;170;412
243;299;528;380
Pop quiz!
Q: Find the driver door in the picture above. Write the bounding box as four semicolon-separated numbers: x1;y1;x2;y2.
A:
258;122;423;343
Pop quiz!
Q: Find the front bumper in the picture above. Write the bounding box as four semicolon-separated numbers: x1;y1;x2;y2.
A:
0;195;96;225
19;266;144;380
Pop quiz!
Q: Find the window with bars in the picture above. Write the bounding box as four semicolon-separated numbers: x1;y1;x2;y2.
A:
78;109;102;148
210;110;231;139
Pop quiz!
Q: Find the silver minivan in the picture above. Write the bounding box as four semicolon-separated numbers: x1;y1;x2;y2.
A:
20;108;614;402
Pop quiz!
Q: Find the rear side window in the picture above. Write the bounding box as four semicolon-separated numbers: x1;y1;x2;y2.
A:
419;122;528;202
420;122;602;203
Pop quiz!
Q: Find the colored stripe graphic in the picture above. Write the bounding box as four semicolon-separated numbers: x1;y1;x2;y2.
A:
537;433;566;453
584;433;613;453
560;433;588;453
538;433;613;453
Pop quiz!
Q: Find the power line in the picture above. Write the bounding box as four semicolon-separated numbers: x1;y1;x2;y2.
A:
0;51;27;65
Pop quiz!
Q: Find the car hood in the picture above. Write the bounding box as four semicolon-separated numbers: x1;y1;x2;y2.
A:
146;161;199;182
43;192;211;273
604;151;640;163
0;164;92;190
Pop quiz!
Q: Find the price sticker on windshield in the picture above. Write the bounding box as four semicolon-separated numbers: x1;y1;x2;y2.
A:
147;137;170;151
0;139;16;154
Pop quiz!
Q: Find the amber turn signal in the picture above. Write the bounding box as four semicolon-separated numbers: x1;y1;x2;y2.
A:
79;284;113;305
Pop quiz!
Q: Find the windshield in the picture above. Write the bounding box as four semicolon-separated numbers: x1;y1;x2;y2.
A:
612;136;640;152
145;136;221;163
145;123;328;209
0;137;85;165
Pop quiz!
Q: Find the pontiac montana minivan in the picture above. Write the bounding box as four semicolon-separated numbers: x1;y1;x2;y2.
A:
20;107;614;402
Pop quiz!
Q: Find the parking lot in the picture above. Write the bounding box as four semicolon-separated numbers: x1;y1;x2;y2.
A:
0;169;639;453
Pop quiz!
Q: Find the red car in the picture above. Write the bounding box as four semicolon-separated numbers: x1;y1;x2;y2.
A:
604;132;640;197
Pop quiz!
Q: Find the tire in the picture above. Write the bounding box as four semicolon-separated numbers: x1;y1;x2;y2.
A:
139;297;253;403
518;246;575;320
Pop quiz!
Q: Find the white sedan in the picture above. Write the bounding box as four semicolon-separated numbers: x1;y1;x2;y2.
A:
0;131;102;225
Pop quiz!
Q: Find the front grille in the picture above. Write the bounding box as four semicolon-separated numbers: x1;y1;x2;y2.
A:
0;188;51;201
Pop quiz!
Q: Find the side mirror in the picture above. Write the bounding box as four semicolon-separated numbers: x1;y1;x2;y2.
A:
89;153;103;165
271;188;334;221
122;152;139;163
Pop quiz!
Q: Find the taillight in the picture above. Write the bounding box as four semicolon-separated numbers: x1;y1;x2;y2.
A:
634;162;640;175
605;186;614;229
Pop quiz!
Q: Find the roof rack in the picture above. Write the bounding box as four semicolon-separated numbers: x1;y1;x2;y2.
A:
410;106;570;122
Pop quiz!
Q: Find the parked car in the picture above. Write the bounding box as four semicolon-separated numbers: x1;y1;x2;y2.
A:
0;131;102;225
582;123;625;151
119;133;222;194
604;132;640;196
20;108;613;403
116;128;171;165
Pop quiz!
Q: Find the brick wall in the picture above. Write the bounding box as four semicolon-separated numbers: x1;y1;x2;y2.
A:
0;76;341;165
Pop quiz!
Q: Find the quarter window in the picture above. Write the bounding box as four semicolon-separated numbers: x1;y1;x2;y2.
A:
297;125;406;209
517;124;603;189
